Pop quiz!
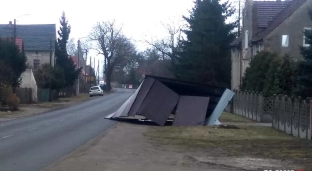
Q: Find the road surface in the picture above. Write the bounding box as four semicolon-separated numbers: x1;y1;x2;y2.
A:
0;88;134;171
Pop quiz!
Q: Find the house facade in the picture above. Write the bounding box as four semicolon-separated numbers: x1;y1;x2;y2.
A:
231;0;312;90
0;22;56;71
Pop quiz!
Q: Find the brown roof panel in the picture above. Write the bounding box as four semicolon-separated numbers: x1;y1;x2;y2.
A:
137;80;180;126
173;96;210;126
128;77;155;116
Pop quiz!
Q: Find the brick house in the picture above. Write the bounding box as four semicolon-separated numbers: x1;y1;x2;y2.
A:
230;0;312;90
0;22;56;71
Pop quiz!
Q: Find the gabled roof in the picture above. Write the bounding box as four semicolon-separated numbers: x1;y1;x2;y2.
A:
230;36;242;47
0;24;56;51
254;0;292;28
252;0;307;43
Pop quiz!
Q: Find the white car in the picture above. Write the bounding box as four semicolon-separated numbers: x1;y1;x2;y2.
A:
89;86;104;97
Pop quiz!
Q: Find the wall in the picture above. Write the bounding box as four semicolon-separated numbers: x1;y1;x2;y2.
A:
264;0;312;59
232;90;311;140
231;48;241;90
25;50;55;68
241;0;254;79
20;68;38;102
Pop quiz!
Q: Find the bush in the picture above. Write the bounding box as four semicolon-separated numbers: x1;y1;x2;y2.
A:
1;86;13;106
6;94;20;111
241;52;296;97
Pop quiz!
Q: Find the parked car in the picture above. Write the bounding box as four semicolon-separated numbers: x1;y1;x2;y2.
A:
89;86;104;97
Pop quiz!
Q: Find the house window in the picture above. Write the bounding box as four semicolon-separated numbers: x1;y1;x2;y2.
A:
303;27;312;47
245;30;249;49
282;35;289;47
258;44;261;52
33;59;40;71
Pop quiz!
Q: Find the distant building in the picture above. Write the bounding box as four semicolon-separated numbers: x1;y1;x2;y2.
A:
230;0;312;90
0;22;56;71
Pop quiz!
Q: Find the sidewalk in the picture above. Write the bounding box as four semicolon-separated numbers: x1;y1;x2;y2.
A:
0;93;91;123
43;123;232;171
43;113;311;171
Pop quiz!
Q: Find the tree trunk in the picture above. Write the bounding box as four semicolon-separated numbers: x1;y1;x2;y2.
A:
105;67;113;92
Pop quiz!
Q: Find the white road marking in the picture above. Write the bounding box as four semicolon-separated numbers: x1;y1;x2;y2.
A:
2;135;13;139
28;128;37;131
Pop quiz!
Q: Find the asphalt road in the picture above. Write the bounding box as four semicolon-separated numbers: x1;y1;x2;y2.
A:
0;88;134;171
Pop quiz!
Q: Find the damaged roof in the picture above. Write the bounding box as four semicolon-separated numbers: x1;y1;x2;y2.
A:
107;75;234;126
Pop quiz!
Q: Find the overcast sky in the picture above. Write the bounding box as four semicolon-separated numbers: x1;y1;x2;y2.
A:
1;0;244;79
0;0;197;78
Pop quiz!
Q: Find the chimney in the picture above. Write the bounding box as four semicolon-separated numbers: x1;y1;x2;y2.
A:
9;21;12;25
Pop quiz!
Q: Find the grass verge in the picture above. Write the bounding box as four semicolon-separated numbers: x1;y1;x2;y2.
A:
145;125;312;169
219;112;254;123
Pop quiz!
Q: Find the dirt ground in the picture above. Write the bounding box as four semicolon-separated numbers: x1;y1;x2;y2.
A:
0;93;91;122
43;113;312;171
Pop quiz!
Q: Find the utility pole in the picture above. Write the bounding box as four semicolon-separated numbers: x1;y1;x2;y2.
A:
89;56;92;87
13;19;16;43
94;57;95;85
49;38;53;102
98;59;100;85
76;40;80;96
85;49;88;83
238;0;241;37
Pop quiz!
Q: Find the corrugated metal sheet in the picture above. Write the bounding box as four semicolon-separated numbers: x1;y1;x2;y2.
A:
173;96;210;126
137;80;179;126
205;89;235;125
106;81;144;118
144;75;225;119
128;77;155;116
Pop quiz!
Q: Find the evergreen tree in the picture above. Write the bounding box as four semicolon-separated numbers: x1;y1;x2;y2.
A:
263;57;281;97
276;54;295;96
296;11;312;97
55;12;81;88
0;39;27;87
174;0;237;87
240;52;277;92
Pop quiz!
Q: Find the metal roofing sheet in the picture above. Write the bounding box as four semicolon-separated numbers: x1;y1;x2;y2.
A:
128;77;155;116
173;96;210;126
137;80;179;126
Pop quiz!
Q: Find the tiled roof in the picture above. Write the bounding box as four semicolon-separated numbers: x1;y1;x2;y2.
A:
254;1;292;28
0;24;56;51
230;36;242;47
252;0;307;43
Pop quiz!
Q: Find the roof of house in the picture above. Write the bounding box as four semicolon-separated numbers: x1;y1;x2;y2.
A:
0;24;56;51
230;36;242;47
251;0;307;43
254;1;292;28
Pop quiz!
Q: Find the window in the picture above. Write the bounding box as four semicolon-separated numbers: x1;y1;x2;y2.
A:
245;30;249;49
282;35;289;47
303;27;312;47
33;59;40;71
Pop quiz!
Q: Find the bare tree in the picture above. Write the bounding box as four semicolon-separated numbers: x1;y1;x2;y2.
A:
89;20;136;90
67;38;76;56
145;19;185;67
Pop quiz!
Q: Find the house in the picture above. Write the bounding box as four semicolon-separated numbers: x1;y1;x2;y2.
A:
230;0;312;90
0;22;56;71
70;56;88;80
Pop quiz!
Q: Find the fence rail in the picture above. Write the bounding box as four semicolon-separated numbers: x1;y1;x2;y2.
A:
232;90;312;140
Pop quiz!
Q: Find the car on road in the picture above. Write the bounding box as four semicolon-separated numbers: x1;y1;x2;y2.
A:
89;86;104;97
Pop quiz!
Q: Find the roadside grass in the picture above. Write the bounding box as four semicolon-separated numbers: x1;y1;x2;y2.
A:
145;125;312;169
219;112;254;123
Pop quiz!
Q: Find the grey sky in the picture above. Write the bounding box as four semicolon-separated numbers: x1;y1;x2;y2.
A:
0;0;196;77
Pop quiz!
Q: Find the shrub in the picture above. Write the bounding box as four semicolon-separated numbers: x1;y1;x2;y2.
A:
1;86;13;106
6;94;20;111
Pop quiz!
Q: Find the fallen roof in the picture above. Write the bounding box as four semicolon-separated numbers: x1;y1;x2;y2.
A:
106;75;234;126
